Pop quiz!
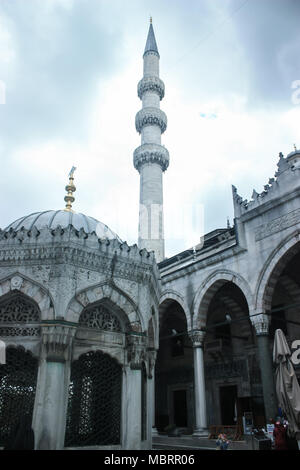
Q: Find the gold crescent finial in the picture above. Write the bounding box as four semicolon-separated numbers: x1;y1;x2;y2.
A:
294;144;297;152
150;16;152;24
64;166;77;212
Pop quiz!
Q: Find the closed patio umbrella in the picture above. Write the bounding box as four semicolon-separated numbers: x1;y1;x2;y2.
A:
273;329;300;449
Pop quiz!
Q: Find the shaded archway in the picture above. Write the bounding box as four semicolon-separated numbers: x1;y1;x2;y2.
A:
155;299;193;432
255;235;300;313
193;270;254;330
198;280;263;429
264;242;300;346
64;350;122;447
0;346;39;447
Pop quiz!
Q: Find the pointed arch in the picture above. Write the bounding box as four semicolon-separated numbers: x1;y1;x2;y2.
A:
255;231;300;313
193;269;253;328
159;289;191;330
66;282;144;332
0;272;54;319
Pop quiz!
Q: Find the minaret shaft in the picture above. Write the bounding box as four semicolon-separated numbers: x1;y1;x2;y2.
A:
134;22;169;263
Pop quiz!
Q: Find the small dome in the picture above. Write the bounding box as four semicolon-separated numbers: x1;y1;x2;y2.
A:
4;210;122;242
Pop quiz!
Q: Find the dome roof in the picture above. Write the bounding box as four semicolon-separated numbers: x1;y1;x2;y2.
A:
4;210;122;242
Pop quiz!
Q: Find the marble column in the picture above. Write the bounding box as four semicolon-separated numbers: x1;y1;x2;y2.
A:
189;330;208;436
123;365;142;449
122;333;147;449
33;322;76;450
251;314;278;422
148;349;158;436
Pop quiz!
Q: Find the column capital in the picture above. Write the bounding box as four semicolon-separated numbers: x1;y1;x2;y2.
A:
147;348;157;379
188;329;206;348
41;321;76;362
250;313;270;336
126;333;147;370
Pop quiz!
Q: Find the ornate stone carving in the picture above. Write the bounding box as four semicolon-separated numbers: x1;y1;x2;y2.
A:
0;295;40;323
41;322;76;362
79;305;122;332
205;359;248;380
189;329;206;348
135;107;167;134
143;50;159;59
0;233;159;288
255;208;300;241
251;314;269;336
138;76;165;100
147;348;157;378
10;275;23;290
126;333;147;370
0;326;40;337
133;143;169;172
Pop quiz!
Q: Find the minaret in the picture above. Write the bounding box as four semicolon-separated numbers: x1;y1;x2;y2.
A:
133;19;169;262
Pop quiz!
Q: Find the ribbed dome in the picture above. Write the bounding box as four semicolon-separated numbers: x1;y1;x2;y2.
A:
4;210;122;242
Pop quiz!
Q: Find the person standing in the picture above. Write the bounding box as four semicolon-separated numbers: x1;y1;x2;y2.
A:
273;421;288;450
216;433;230;450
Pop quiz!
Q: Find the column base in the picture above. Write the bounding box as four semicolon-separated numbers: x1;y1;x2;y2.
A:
192;427;209;437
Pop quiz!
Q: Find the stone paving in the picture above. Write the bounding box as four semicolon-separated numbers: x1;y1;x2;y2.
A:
153;435;252;451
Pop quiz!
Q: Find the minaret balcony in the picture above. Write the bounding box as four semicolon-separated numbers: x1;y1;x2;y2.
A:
135;107;167;134
138;76;165;101
133;143;169;172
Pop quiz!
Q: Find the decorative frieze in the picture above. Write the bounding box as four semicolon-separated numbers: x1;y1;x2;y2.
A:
138;76;165;100
205;359;248;381
255;208;300;241
0;326;40;337
135;107;167;134
0;242;159;288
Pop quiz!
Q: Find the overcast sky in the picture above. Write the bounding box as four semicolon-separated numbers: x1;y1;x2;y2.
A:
0;0;299;257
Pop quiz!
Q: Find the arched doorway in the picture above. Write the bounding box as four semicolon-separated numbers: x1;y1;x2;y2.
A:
271;249;300;337
0;347;38;447
155;299;192;432
64;350;122;447
201;281;261;429
0;292;40;447
265;244;300;379
64;300;126;448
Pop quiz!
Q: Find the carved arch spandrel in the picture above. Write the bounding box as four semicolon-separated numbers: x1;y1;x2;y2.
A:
66;282;144;332
0;273;54;320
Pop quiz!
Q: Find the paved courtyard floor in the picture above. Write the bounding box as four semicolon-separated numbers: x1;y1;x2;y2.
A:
152;435;253;451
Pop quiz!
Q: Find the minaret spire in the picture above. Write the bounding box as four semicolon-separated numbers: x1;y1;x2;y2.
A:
133;21;169;262
144;20;159;57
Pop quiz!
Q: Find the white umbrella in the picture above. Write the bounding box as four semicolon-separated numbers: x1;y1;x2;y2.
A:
273;329;300;449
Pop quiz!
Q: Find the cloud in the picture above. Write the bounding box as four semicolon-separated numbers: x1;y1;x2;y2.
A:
0;0;299;258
